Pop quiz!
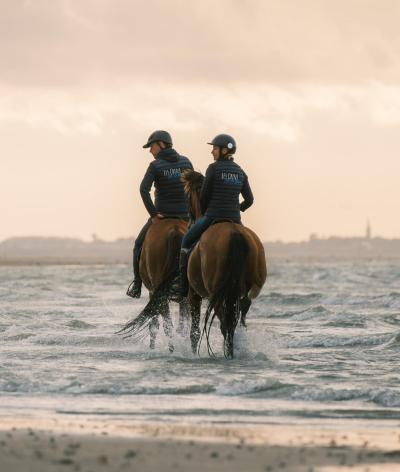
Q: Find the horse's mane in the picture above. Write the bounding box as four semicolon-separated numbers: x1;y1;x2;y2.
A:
181;169;204;195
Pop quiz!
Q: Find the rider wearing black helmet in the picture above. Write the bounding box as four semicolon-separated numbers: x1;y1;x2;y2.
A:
174;133;254;297
127;130;193;298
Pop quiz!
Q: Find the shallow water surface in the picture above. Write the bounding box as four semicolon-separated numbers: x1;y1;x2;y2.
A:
0;261;399;426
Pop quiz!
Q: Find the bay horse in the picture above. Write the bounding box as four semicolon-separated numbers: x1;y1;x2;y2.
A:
182;169;267;358
118;218;189;352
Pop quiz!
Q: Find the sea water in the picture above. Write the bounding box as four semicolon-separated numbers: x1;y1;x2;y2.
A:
1;260;399;427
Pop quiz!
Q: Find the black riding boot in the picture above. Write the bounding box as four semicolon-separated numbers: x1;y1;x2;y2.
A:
179;249;190;297
126;248;142;298
171;249;189;299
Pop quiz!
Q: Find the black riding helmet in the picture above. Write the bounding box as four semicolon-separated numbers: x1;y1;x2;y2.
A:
143;130;173;148
207;134;236;154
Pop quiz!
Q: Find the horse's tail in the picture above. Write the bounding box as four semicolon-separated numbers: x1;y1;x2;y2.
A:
116;289;167;339
201;230;249;357
116;227;182;340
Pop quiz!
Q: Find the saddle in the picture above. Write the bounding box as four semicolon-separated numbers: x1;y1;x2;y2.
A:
185;219;239;259
210;218;238;226
164;216;189;221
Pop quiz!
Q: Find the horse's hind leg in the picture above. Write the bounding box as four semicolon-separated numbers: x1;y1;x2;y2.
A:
189;293;201;354
222;318;235;359
149;316;159;350
220;303;240;359
240;296;251;327
160;297;174;353
224;331;234;359
177;299;190;337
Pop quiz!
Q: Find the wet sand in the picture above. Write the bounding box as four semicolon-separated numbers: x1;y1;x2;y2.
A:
0;416;400;471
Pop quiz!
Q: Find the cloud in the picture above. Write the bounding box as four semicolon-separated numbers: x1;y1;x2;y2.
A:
2;82;400;142
1;0;400;88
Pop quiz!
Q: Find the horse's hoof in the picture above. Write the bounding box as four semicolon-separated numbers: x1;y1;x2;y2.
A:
168;342;174;353
150;340;156;350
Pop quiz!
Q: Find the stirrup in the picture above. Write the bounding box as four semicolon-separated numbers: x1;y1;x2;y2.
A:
126;279;142;298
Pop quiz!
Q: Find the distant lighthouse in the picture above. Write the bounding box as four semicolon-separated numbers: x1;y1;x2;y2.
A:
365;220;371;240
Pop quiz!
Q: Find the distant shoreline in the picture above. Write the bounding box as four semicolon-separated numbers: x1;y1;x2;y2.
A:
1;235;400;265
1;255;400;266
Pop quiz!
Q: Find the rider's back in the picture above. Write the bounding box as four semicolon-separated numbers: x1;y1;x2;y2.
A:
140;148;193;217
200;157;253;223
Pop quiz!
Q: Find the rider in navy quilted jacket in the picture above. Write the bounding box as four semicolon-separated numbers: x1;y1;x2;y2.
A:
127;130;193;298
173;134;254;297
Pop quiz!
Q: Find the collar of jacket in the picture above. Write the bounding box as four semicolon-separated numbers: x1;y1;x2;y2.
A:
218;155;234;161
157;148;179;163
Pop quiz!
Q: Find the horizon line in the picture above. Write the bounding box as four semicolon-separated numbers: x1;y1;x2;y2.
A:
1;233;399;245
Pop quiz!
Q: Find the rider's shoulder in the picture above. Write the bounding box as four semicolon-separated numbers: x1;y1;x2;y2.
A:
147;160;157;170
178;154;191;163
205;162;217;173
230;159;245;173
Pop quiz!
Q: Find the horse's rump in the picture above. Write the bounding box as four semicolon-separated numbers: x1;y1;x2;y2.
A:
188;222;266;299
140;218;188;292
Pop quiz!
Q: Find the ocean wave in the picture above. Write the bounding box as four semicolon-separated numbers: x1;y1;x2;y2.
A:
0;378;42;393
291;385;400;408
370;389;400;407
290;305;332;320
33;334;120;347
259;304;331;320
323;312;367;328
287;332;394;349
65;320;96;330
372;292;400;309
57;382;215;396
381;332;400;348
3;333;35;341
291;386;363;402
323;292;400;310
382;314;400;326
260;292;323;305
216;378;288;396
0;376;214;395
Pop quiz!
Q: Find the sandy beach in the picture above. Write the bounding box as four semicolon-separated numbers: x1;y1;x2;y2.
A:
0;416;399;472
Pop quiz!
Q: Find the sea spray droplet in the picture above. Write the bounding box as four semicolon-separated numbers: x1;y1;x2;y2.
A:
234;325;278;362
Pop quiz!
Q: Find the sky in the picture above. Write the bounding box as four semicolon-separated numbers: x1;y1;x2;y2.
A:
1;0;400;242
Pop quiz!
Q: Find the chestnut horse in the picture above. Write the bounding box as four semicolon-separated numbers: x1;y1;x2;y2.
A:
182;170;267;358
118;218;189;352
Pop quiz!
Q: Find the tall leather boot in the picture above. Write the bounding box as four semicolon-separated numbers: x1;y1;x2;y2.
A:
126;249;142;298
179;249;190;297
171;249;189;299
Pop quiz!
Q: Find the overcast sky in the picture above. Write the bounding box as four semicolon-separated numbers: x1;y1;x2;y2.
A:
1;0;400;242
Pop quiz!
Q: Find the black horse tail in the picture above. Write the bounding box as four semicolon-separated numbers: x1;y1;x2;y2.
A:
116;290;166;340
201;230;249;358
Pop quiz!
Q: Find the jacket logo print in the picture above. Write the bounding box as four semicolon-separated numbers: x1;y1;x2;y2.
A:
163;168;182;179
221;172;242;185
